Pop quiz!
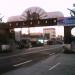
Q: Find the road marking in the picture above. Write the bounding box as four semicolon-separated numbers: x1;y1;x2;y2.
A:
49;53;55;55
13;60;32;67
28;47;44;50
49;62;61;71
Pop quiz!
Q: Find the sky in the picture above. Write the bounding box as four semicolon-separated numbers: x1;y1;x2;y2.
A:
0;0;75;36
0;0;74;21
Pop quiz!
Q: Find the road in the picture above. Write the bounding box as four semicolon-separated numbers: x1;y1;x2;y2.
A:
2;53;75;75
0;45;63;75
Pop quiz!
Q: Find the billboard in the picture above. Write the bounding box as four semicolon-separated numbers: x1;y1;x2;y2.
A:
58;17;75;26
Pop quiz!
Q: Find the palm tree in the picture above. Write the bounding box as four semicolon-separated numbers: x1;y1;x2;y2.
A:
67;8;75;17
0;16;3;22
67;4;75;17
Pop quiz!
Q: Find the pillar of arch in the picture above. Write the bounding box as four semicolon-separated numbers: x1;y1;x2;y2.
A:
64;26;75;44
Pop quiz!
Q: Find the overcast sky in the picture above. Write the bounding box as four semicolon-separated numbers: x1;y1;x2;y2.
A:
0;0;75;36
0;0;75;22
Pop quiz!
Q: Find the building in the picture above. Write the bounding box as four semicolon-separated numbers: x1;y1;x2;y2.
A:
22;33;43;41
43;28;56;40
56;35;64;41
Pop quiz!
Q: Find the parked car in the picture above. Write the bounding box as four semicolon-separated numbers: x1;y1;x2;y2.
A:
15;39;31;49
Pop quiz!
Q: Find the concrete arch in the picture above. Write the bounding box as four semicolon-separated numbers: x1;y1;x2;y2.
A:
64;26;75;44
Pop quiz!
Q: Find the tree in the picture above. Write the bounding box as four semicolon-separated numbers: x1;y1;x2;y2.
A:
67;4;75;17
26;9;47;20
21;7;47;20
0;13;4;22
67;8;75;17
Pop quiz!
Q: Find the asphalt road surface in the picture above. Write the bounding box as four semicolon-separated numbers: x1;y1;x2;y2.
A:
0;45;64;75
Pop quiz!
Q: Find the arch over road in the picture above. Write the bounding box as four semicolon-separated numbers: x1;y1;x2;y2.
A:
1;6;75;52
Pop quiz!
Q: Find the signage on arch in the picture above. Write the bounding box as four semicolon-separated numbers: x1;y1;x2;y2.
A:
58;17;75;26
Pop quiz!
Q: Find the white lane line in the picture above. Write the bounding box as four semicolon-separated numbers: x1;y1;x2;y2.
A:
49;53;55;55
13;60;32;67
28;47;43;50
49;62;61;71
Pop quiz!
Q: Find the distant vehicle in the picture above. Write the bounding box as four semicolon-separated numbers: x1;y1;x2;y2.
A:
15;39;31;49
31;40;44;47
